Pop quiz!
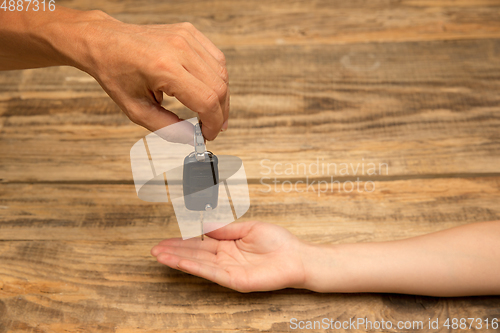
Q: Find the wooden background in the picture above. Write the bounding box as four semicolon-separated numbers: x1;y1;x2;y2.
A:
1;0;500;332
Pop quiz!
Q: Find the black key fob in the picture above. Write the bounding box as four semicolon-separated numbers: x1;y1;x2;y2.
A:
183;151;219;211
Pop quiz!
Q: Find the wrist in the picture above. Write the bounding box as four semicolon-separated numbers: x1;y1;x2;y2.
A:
43;8;113;73
295;241;340;292
298;242;367;293
0;6;111;70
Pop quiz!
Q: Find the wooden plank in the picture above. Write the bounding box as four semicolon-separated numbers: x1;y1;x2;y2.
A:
0;238;499;333
1;177;499;242
54;0;500;46
1;237;499;333
1;1;499;332
1;178;500;331
1;39;499;182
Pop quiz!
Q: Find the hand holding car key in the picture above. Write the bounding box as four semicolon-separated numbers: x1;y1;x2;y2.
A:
183;122;219;240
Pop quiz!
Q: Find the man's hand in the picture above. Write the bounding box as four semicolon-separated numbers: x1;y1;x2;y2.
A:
80;18;229;140
151;221;309;292
0;8;229;140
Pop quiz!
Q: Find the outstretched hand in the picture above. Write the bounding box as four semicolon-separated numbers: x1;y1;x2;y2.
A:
151;221;308;292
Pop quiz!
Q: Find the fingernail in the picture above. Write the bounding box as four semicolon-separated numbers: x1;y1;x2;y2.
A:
221;120;229;132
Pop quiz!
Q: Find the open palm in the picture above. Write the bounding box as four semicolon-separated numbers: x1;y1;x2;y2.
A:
151;221;307;292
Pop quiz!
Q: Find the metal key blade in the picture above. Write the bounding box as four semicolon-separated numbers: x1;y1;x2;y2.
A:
194;123;206;162
200;211;204;241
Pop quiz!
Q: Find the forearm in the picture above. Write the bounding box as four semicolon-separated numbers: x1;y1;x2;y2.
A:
0;6;106;71
302;221;500;296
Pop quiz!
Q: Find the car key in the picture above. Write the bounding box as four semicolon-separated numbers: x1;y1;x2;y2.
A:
183;122;219;240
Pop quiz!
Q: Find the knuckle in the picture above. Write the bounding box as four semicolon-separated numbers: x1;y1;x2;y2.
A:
203;91;220;114
88;9;109;20
215;50;226;66
174;26;192;40
155;57;172;72
219;66;229;83
152;58;179;80
215;79;228;100
169;34;188;49
180;22;195;31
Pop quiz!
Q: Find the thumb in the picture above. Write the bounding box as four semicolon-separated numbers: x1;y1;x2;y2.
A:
206;221;258;241
130;100;194;145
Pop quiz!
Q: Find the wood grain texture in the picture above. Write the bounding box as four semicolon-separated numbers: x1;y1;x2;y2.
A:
1;178;500;243
0;177;500;242
57;0;500;46
1;0;500;331
1;239;500;333
1;39;500;182
1;179;500;331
